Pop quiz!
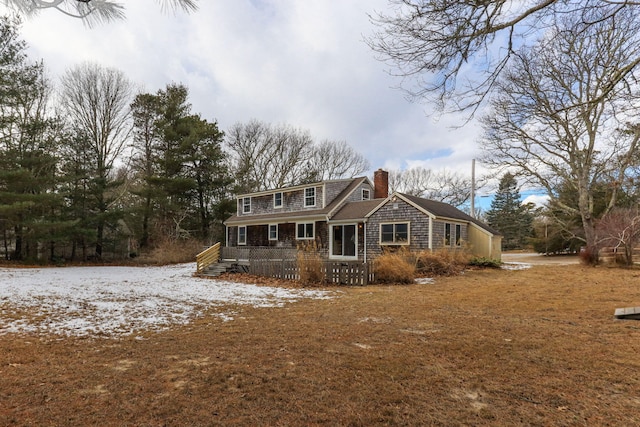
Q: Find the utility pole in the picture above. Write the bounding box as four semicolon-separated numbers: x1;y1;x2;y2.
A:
470;159;476;218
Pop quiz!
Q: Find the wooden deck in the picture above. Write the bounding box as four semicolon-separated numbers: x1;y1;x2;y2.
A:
197;245;373;285
614;307;640;320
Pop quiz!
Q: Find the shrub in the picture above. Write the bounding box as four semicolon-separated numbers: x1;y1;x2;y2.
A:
415;249;470;276
373;249;415;284
297;241;325;286
579;246;598;266
468;257;502;269
137;238;203;265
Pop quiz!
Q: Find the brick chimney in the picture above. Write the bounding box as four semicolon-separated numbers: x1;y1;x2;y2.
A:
373;168;389;199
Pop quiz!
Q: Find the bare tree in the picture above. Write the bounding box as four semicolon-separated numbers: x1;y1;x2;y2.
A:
59;62;133;257
368;1;640;114
306;139;370;182
596;207;640;265
1;0;197;25
226;120;313;193
387;166;472;208
479;7;640;262
226;120;369;193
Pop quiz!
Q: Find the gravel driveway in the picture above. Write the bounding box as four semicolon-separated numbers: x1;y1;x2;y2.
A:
501;252;579;265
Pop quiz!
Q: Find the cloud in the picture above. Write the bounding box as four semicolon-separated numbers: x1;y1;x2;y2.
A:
6;0;484;176
522;194;549;207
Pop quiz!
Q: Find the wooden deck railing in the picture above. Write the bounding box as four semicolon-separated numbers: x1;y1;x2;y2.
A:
249;259;372;285
599;246;640;264
207;245;373;285
196;242;221;273
221;246;298;262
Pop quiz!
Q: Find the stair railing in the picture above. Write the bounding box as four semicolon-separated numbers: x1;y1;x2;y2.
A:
196;242;221;273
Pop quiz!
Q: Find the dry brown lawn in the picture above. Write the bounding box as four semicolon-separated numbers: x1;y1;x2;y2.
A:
2;264;640;426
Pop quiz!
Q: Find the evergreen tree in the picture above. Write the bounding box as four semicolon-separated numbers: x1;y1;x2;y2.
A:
59;62;133;258
130;93;162;248
130;84;232;245
57;128;102;260
0;16;67;261
485;173;533;250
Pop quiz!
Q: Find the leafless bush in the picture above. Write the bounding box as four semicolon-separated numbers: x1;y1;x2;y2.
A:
297;241;325;286
373;248;415;284
596;207;640;266
137;238;203;265
415;249;470;276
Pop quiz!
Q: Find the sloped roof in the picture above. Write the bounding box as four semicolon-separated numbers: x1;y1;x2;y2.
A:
330;199;386;221
399;193;500;235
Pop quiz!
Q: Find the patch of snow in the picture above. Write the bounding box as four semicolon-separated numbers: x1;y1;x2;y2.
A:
414;277;435;284
0;263;334;338
501;262;532;270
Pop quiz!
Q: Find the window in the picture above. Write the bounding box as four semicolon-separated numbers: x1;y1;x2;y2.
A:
332;224;357;257
238;226;247;245
362;189;370;201
380;222;409;244
304;187;316;207
296;222;315;239
445;223;451;246
273;192;282;209
242;197;251;214
455;224;462;246
269;224;278;241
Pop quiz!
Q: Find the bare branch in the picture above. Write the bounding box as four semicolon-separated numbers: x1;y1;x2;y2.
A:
1;0;197;25
367;0;640;115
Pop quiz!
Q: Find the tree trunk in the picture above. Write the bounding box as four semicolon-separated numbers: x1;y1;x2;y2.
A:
13;225;22;261
96;221;104;258
581;215;598;265
2;229;8;260
141;194;152;248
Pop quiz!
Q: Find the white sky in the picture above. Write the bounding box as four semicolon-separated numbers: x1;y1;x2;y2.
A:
2;0;485;179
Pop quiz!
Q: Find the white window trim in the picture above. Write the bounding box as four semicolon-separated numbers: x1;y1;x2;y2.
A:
273;192;283;209
329;223;358;260
238;226;247;246
268;224;278;241
444;222;452;247
379;222;410;245
444;222;464;247
242;197;251;214
304;187;316;207
362;188;370;201
296;222;315;240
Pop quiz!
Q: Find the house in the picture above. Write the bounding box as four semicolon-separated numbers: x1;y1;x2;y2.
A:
223;169;501;261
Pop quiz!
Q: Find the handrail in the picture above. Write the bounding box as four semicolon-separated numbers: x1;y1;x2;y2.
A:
196;242;221;273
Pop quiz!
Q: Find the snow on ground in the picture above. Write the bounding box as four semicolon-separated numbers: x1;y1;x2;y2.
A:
501;263;532;271
0;263;335;338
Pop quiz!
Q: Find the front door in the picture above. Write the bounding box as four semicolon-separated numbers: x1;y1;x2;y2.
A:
331;224;357;258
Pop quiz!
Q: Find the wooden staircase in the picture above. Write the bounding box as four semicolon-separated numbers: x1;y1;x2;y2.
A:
196;242;227;277
200;261;234;277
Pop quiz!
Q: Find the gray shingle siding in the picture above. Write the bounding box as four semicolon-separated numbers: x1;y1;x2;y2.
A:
237;185;325;217
346;183;374;203
365;199;469;258
431;220;468;249
329;182;374;218
324;180;352;203
366;199;430;258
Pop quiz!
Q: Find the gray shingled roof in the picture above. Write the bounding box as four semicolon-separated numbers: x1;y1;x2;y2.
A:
329;199;386;221
400;193;500;235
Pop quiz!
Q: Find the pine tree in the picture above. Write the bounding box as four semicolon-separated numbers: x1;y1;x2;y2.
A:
0;16;66;261
485;173;533;250
130;84;233;245
59;63;134;258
